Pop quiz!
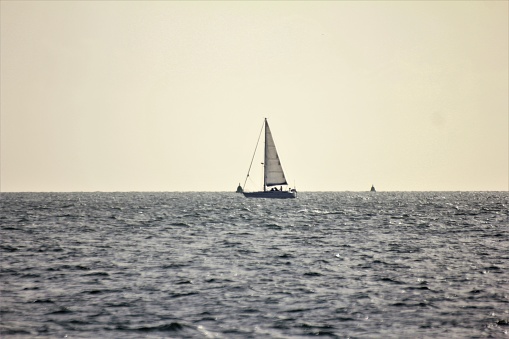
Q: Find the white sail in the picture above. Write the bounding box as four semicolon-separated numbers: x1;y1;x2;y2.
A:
264;119;288;187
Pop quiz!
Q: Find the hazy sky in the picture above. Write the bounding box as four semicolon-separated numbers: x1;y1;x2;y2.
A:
1;1;508;192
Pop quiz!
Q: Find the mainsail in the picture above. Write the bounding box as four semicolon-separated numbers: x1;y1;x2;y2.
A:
264;119;288;187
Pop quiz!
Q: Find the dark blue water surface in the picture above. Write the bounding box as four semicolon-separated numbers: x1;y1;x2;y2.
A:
1;192;508;338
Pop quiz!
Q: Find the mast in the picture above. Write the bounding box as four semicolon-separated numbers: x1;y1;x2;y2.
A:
264;118;267;191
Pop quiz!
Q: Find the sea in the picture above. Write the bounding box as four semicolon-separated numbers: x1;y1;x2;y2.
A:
1;191;508;338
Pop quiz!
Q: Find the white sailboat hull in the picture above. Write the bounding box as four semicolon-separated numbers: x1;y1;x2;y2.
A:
243;190;296;199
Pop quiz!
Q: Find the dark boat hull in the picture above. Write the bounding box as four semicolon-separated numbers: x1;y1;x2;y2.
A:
243;191;296;199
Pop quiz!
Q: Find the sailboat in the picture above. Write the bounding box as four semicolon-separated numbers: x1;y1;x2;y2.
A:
242;119;297;199
236;183;243;193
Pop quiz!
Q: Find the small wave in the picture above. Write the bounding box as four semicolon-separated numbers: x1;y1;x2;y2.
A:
484;265;503;272
496;319;509;326
83;271;109;277
264;223;282;230
303;272;322;277
48;306;72;315
36;246;63;253
22;286;40;290
406;285;431;291
61;264;91;271
104;301;132;308
170;222;190;227
81;289;108;295
222;240;243;247
1;226;18;231
176;279;193;285
0;328;32;335
33;299;54;304
129;322;185;332
1;245;18;252
298;323;336;336
162;263;188;269
171;292;199;298
332;314;356;322
379;277;405;284
286;308;313;313
391;302;408;307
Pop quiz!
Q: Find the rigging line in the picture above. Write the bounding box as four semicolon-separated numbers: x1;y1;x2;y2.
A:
243;119;265;191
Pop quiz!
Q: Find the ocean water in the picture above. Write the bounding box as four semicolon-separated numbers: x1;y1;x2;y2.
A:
1;191;508;338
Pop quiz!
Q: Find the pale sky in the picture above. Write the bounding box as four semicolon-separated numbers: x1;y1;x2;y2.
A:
1;1;508;192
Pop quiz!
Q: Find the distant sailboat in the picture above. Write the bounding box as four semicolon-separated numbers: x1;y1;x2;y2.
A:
236;183;243;193
370;185;376;192
242;119;296;199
